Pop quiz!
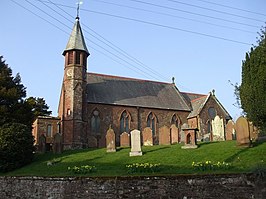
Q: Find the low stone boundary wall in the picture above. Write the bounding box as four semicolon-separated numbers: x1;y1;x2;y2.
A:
0;174;265;198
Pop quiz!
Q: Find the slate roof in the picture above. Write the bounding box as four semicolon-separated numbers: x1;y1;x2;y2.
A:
180;92;207;109
187;95;208;118
86;73;191;111
63;17;89;55
181;92;231;119
181;92;206;102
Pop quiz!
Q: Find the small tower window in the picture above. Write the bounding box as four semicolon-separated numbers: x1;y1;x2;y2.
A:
68;51;74;65
83;55;87;66
67;109;71;116
75;51;80;64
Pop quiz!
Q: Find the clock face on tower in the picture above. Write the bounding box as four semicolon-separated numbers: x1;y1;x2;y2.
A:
66;68;73;77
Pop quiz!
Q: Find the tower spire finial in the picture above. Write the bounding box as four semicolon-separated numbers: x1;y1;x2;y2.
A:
76;0;83;19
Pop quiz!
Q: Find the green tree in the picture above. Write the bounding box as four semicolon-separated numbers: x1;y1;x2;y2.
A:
26;97;52;119
239;27;266;129
0;56;36;172
0;56;34;127
0;123;35;172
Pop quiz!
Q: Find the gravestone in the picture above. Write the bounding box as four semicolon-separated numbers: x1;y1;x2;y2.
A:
212;115;225;141
52;133;62;154
170;124;179;144
106;128;116;152
235;116;250;146
142;127;153;146
129;129;142;156
180;123;188;143
38;134;46;153
88;135;98;148
159;125;170;145
120;132;130;147
225;120;235;141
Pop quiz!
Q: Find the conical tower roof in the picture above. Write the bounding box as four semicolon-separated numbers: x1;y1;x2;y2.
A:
63;17;89;55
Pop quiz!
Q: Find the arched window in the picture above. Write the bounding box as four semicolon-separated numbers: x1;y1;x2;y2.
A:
147;112;157;136
120;110;130;133
91;109;100;135
171;114;179;127
208;107;216;120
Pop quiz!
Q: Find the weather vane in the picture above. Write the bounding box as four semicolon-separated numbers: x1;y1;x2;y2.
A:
76;0;83;18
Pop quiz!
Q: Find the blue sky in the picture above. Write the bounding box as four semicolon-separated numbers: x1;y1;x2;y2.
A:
1;0;265;120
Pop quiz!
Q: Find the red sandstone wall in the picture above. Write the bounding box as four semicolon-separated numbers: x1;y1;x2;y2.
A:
32;117;60;145
87;103;190;147
188;117;198;129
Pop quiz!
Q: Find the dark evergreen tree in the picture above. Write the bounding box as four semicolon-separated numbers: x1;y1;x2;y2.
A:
26;97;52;119
239;27;266;129
0;56;34;127
0;56;36;172
0;123;35;172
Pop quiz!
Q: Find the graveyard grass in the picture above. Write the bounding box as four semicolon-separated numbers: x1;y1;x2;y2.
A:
2;141;266;177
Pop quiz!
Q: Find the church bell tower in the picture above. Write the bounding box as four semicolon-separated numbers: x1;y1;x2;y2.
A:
59;16;89;149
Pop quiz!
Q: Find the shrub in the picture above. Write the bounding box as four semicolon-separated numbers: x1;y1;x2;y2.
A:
0;123;35;172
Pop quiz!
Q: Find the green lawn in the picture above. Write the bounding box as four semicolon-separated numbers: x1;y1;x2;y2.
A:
2;141;266;177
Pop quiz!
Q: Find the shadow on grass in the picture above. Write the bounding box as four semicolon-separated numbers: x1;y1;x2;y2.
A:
224;140;264;163
197;141;219;148
116;147;131;152
143;146;171;155
32;148;107;166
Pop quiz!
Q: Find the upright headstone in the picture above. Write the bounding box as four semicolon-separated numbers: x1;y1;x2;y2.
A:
106;128;116;152
120;132;130;147
159;125;170;145
142;127;153;146
53;133;62;154
235;116;250;146
212;115;225;141
225;120;235;141
170;124;179;144
129;129;142;156
38;134;46;153
180;123;188;143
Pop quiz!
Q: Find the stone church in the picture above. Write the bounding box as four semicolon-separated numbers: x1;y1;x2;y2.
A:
32;17;231;150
